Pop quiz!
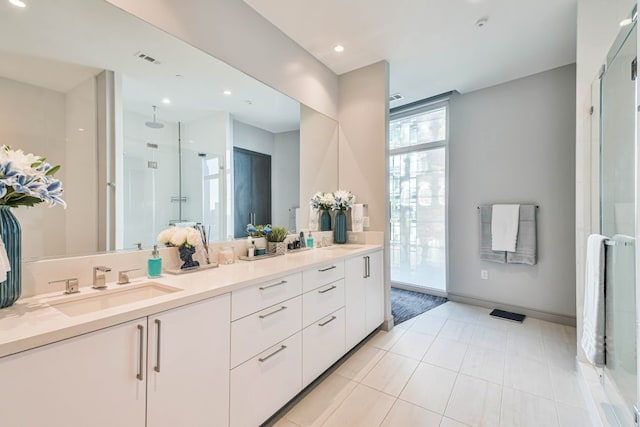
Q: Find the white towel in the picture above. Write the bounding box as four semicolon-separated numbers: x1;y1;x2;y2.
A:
0;238;10;283
294;208;301;233
351;204;364;232
581;234;607;366
491;204;520;252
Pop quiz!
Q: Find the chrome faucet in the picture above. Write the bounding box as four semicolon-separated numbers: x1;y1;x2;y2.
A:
117;268;141;285
49;278;80;295
92;266;111;289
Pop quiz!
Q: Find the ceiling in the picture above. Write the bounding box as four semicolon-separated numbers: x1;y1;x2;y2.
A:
244;0;578;107
0;0;300;133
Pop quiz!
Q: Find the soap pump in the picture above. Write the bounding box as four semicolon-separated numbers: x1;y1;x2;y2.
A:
148;245;162;278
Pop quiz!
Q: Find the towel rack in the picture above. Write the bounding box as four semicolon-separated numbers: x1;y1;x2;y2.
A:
477;205;539;209
605;240;634;247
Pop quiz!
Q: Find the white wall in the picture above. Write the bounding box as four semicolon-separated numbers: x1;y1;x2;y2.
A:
448;64;576;318
0;76;68;260
273;130;300;231
105;0;338;119
65;77;99;256
575;0;636;360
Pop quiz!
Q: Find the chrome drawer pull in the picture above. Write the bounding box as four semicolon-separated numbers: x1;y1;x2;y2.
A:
259;280;287;290
258;345;287;362
319;316;337;327
318;285;337;294
318;265;336;272
136;324;144;381
259;305;287;319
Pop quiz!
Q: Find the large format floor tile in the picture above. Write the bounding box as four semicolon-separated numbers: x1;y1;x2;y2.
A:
322;384;395;427
460;345;505;385
361;352;418;396
388;329;436;360
399;362;457;414
500;388;559;427
380;399;442;427
422;336;468;372
445;374;502;426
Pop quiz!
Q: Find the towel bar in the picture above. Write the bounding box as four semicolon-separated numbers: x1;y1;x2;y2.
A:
605;240;634;247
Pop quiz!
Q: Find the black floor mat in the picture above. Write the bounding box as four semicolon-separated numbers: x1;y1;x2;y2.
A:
391;287;447;325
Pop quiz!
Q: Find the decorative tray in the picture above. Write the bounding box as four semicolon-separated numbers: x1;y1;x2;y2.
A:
287;247;312;253
238;253;285;261
163;262;219;275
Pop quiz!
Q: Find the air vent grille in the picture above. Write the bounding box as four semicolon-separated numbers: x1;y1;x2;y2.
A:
134;51;161;65
389;93;404;102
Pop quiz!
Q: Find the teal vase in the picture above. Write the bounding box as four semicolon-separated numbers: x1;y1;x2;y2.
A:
320;209;332;231
0;207;21;309
334;210;347;244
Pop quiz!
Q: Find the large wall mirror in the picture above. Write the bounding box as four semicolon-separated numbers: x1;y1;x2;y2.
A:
0;0;337;261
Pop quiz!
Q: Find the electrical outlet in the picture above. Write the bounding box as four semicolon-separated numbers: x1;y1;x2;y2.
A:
348;235;358;243
363;216;370;228
481;270;489;280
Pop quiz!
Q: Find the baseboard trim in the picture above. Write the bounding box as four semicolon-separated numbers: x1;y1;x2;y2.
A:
391;282;448;298
446;292;576;326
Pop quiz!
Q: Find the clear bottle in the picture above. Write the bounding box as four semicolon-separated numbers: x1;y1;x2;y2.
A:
148;245;162;278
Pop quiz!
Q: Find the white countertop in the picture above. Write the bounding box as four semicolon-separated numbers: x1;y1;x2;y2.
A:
0;244;382;358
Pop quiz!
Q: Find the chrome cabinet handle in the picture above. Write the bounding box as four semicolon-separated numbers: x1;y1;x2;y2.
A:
258;345;287;362
154;319;162;373
259;280;287;290
318;265;336;272
319;316;337;327
259;305;287;319
136;324;144;381
363;256;367;278
367;256;371;278
318;285;337;294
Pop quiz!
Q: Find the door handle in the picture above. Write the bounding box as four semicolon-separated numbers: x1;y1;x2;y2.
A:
318;285;337;294
259;305;288;319
136;324;144;381
258;345;287;362
318;315;337;327
154;319;162;373
318;265;336;272
259;280;287;290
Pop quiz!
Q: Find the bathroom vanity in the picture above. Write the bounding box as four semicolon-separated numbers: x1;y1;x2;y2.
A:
0;245;383;427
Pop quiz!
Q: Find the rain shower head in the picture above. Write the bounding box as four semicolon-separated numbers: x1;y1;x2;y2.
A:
145;105;164;129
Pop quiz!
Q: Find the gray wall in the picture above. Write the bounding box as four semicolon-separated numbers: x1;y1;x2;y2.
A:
448;64;576;317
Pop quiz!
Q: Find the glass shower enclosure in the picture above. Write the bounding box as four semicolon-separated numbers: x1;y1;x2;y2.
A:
599;12;637;426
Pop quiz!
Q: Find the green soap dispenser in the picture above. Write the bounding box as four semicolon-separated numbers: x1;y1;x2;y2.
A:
148;245;162;278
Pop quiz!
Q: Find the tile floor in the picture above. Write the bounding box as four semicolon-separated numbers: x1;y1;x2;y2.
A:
273;301;592;427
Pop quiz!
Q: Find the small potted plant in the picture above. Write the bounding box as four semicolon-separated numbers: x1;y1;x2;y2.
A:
266;226;288;255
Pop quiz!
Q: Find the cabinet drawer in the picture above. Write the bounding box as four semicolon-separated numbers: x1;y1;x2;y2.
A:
230;332;302;427
302;307;346;387
302;261;344;293
231;295;302;368
232;273;302;321
302;279;345;328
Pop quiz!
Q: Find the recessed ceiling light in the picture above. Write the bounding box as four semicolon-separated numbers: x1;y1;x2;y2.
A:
475;17;489;28
161;98;171;105
8;0;26;8
223;90;232;96
620;18;633;27
333;44;345;53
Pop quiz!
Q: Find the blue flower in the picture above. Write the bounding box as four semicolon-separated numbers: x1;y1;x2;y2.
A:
246;224;257;234
263;225;272;234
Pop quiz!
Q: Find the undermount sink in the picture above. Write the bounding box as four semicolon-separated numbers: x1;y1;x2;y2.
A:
49;282;182;317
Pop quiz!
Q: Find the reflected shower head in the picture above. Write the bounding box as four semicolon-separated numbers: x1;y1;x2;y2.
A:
145;105;164;129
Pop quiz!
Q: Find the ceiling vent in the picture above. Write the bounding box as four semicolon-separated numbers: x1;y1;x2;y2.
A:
389;93;404;102
134;51;161;65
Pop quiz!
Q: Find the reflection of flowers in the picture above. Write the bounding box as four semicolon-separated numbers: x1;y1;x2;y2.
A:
331;190;355;211
310;192;334;210
246;223;271;238
0;146;65;208
157;226;202;248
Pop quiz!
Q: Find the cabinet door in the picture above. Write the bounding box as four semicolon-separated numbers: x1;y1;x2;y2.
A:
147;294;231;427
365;250;385;332
230;332;302;427
345;255;367;350
0;319;147;427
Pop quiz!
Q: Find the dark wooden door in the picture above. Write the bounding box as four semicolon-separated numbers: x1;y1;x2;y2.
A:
233;147;271;238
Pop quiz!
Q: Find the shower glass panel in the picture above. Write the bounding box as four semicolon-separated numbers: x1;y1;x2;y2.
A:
600;19;637;426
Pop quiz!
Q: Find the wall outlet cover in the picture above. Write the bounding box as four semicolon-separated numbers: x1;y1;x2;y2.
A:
481;270;489;280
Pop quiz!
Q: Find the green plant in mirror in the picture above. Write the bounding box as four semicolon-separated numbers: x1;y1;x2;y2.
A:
265;226;288;243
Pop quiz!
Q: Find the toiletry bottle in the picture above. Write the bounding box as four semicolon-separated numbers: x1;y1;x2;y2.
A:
307;232;314;248
148;245;162;278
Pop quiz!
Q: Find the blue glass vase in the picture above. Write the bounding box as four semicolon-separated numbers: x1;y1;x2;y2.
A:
320;209;332;231
0;207;21;309
334;210;347;244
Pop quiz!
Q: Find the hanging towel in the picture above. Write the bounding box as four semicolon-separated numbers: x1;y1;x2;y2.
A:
491;204;520;252
351;204;364;232
294;208;301;233
581;234;608;366
507;205;537;265
480;206;506;263
0;238;10;283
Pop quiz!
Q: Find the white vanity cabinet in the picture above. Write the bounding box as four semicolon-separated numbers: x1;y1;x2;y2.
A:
0;318;148;427
146;294;231;427
345;249;384;350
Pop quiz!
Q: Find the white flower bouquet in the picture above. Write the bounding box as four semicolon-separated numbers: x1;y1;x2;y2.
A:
310;192;334;210
0;146;65;208
331;190;355;211
157;226;202;248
